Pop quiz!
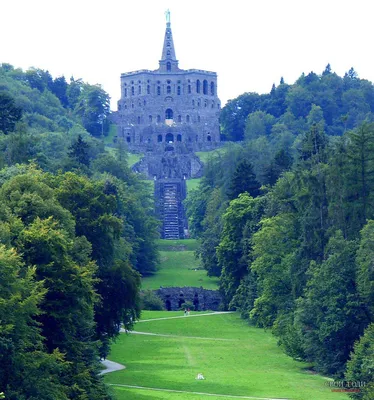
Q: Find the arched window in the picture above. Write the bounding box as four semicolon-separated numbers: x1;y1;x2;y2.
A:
196;80;200;93
178;115;182;122
203;80;208;95
167;50;171;56
210;82;215;95
188;85;191;94
207;134;211;142
149;115;152;123
126;137;131;143
131;86;134;95
167;41;170;47
138;85;141;94
167;85;171;94
167;62;171;71
144;99;146;106
137;116;141;124
124;104;127;109
186;115;190;123
166;133;174;143
204;100;208;107
177;134;182;142
177;86;181;95
157;134;162;142
197;100;200;107
157;115;161;123
124;88;127;97
157;86;161;95
165;108;173;119
192;100;195;107
147;85;150;94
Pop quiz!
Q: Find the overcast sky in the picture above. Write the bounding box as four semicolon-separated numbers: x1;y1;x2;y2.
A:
1;0;373;109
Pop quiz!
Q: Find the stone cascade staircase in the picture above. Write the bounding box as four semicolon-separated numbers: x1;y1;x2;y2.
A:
163;183;181;239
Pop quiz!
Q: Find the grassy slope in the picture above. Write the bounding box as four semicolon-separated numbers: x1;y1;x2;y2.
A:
105;312;348;400
141;247;219;290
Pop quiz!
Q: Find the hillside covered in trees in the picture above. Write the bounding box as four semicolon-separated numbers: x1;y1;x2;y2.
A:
0;64;159;399
187;66;374;399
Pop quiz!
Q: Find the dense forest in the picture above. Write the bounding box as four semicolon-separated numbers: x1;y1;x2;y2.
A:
187;66;374;399
0;64;159;399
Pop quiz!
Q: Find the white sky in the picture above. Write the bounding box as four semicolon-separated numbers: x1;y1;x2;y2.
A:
1;0;374;110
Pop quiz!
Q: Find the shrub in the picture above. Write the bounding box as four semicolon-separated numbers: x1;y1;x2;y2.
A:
140;290;165;310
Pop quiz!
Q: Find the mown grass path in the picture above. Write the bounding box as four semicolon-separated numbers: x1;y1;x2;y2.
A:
105;311;348;400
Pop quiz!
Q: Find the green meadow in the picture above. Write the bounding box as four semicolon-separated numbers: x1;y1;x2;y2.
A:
142;239;218;290
105;311;348;400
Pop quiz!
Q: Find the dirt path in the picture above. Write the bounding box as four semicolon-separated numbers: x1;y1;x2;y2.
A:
100;359;125;374
120;329;235;341
137;311;235;323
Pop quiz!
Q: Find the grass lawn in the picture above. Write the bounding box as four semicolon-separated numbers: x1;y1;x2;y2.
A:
141;250;219;290
128;153;142;167
186;178;201;192
105;312;348;400
196;146;227;164
103;124;118;145
156;239;200;251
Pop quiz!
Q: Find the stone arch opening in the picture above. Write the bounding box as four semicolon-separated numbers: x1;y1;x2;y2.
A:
178;295;185;308
203;79;208;95
126;137;131;143
207;134;211;142
166;133;174;143
165;108;173;119
177;134;182;142
193;293;200;311
157;134;163;142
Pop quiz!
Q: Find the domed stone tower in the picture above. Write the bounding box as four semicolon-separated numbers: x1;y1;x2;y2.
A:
116;10;221;151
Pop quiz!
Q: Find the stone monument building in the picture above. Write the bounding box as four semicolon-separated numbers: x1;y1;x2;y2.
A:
116;10;221;151
116;11;221;239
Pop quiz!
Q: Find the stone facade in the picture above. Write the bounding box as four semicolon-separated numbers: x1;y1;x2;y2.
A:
116;13;221;151
154;287;222;311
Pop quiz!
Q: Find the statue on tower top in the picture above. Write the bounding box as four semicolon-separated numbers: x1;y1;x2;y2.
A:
165;9;171;24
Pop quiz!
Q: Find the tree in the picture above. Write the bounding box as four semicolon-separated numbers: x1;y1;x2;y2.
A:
74;84;110;137
346;122;374;226
53;172;141;356
0;172;112;398
356;220;374;319
228;160;261;200
68;134;91;167
244;111;275;141
218;193;261;306
0;91;22;133
250;213;298;327
0;245;69;400
345;323;374;400
295;232;369;375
